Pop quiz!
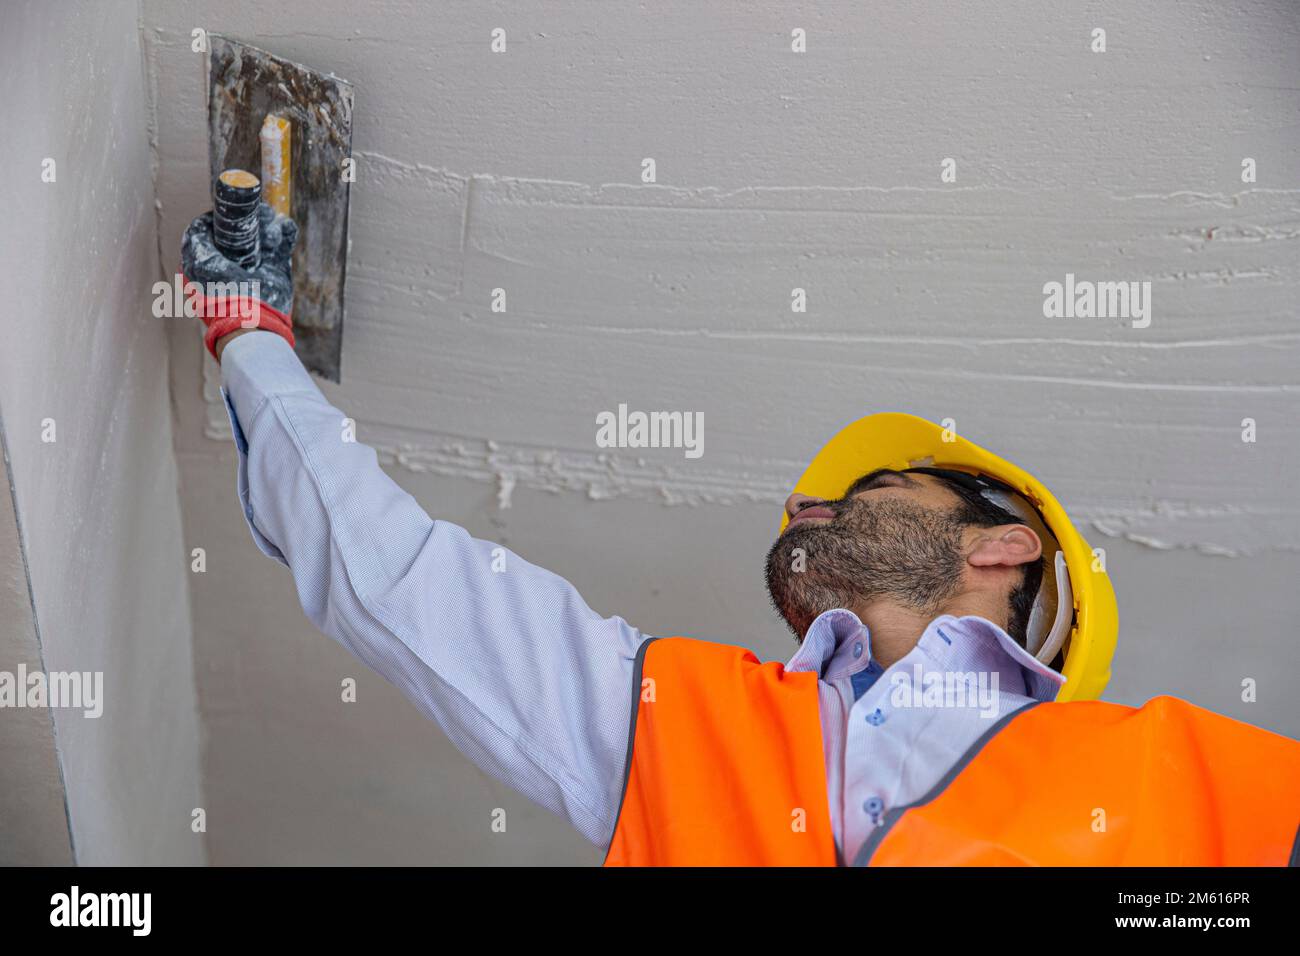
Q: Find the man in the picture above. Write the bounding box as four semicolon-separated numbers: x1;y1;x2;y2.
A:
183;207;1300;867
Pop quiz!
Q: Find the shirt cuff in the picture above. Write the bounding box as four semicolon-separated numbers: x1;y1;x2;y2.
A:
220;329;319;418
219;331;319;567
219;387;287;566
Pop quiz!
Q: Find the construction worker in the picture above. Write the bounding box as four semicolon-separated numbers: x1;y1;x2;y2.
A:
183;210;1300;867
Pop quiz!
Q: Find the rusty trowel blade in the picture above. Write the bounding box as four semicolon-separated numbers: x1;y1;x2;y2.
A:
208;35;353;382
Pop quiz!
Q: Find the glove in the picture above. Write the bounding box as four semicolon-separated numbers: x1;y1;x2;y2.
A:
180;202;298;359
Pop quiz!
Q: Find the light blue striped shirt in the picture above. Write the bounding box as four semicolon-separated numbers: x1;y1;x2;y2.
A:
220;331;1064;863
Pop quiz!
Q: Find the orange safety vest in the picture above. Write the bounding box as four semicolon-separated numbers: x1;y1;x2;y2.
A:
604;637;1300;866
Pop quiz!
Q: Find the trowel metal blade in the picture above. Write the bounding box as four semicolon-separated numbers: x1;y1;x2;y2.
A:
208;35;353;382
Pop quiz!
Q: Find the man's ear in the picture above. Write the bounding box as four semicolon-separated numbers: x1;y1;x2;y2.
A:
966;524;1043;568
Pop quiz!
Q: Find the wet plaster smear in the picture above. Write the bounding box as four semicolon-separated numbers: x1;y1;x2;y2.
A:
145;1;1300;863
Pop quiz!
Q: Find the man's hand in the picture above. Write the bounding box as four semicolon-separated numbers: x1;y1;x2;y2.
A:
181;202;298;361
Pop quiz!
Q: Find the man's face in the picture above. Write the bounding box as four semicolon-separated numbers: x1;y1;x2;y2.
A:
764;469;974;640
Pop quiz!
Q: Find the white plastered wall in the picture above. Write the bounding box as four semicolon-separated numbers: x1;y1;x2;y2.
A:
141;1;1299;863
0;0;205;865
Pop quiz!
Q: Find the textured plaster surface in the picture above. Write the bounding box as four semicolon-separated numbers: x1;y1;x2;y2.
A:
0;0;205;863
143;1;1300;862
0;447;74;864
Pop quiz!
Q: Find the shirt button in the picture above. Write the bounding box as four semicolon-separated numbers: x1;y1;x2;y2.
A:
863;796;885;823
852;641;864;659
865;708;886;726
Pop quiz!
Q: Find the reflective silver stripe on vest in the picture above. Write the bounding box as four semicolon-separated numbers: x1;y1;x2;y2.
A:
601;636;659;864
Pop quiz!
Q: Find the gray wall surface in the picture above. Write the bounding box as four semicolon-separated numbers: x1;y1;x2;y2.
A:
0;0;205;864
0;452;73;865
81;0;1300;863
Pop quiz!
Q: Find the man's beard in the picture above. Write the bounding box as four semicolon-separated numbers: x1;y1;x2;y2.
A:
764;497;968;640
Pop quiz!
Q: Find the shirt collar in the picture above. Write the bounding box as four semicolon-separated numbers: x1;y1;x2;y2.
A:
785;608;872;681
784;608;1065;702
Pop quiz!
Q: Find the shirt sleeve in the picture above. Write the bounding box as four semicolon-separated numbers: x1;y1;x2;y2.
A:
218;331;647;847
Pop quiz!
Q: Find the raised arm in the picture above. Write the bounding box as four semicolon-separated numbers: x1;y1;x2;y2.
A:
216;330;647;846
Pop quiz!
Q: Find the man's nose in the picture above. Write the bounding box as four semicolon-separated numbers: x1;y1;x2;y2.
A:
784;492;824;520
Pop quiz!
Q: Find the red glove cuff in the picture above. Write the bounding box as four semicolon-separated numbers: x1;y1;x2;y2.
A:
201;307;295;360
180;272;295;360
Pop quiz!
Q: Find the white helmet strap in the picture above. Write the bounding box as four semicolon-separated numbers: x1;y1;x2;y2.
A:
1034;552;1073;665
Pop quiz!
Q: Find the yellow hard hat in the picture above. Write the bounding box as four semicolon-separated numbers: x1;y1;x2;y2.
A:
781;413;1117;701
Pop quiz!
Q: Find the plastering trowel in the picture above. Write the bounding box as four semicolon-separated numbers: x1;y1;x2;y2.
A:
207;35;354;381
